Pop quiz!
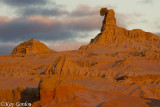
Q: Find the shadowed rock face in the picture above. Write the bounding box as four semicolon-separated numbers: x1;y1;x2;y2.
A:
12;39;54;55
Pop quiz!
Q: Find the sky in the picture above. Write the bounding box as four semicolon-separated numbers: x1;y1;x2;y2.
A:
0;0;160;55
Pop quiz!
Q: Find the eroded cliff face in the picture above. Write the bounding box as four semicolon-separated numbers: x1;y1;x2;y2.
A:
32;76;151;107
80;9;160;58
0;8;160;107
12;39;54;55
45;56;79;75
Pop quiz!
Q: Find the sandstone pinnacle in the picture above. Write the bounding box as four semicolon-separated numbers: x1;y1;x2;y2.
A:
79;8;160;58
101;9;116;31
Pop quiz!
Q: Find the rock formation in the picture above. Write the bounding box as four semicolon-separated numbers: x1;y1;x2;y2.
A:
45;56;79;75
35;76;84;106
32;76;153;107
45;55;103;78
12;39;54;55
80;8;160;58
0;7;160;107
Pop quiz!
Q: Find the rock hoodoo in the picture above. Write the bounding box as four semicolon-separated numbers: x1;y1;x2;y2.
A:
100;8;116;31
12;39;54;55
80;8;160;58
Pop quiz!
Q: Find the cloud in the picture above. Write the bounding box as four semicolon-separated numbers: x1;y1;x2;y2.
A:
142;0;152;3
0;4;102;55
46;41;87;51
116;13;128;27
15;1;68;17
0;4;146;55
0;4;143;43
156;21;160;29
139;0;158;4
0;42;17;55
0;0;48;7
142;0;153;3
0;40;87;55
0;46;12;55
0;15;100;42
70;4;116;17
116;12;143;28
19;7;68;17
0;0;67;17
70;5;99;17
156;33;160;36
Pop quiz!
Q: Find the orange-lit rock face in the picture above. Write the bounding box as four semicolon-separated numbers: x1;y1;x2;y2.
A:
0;7;160;107
45;56;79;75
12;38;54;55
32;76;152;107
33;76;85;106
101;9;116;32
80;9;160;59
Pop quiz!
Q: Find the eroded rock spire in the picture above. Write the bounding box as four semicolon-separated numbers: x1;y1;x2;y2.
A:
100;8;116;32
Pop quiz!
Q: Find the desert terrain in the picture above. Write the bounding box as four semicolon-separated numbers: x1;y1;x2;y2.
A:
0;8;160;107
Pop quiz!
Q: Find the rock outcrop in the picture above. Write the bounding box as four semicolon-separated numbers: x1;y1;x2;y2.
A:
80;8;160;58
45;55;103;78
45;56;79;75
12;39;54;55
32;76;152;107
101;9;116;31
35;76;84;106
1;7;160;107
